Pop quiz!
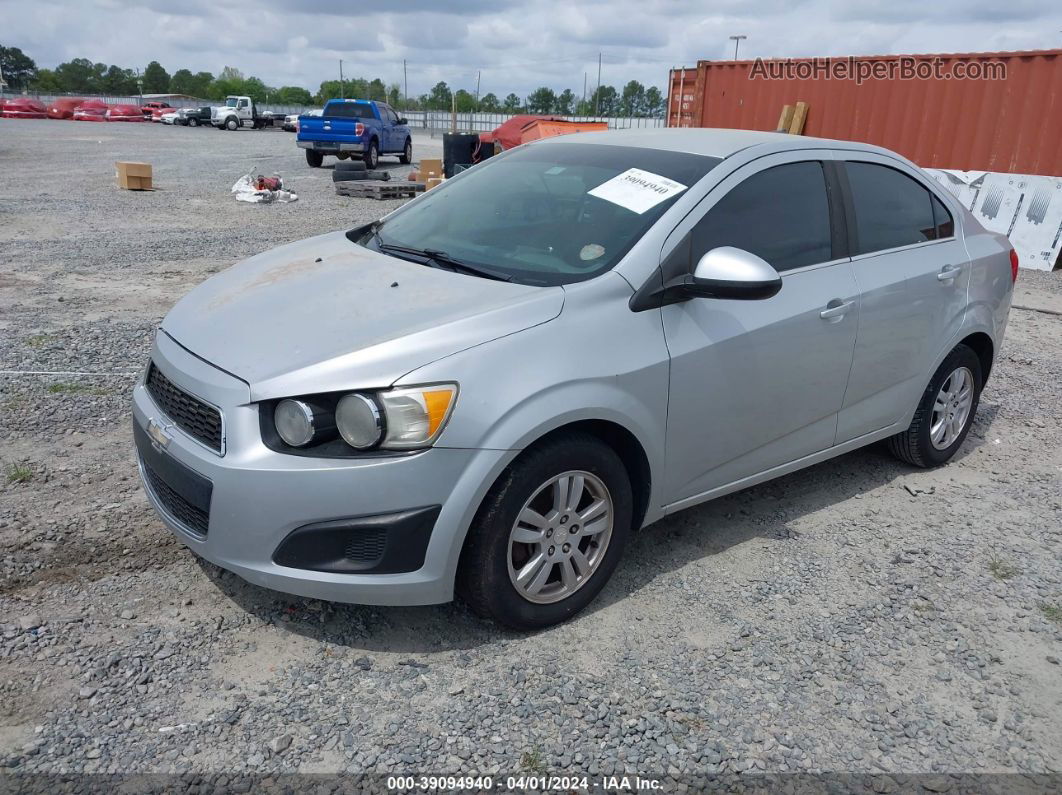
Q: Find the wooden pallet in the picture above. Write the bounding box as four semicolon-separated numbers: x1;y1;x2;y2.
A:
335;180;425;200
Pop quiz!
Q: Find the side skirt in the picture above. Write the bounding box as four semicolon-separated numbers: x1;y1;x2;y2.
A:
660;421;907;517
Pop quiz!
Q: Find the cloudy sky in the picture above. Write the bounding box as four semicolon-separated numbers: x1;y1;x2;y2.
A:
3;0;1060;98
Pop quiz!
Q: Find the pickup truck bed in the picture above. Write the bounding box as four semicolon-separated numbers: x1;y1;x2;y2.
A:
296;99;412;170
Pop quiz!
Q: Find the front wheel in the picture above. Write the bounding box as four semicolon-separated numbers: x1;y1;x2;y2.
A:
458;433;632;629
887;344;983;467
225;116;239;131
399;138;412;164
305;149;324;168
363;139;379;169
188;117;198;127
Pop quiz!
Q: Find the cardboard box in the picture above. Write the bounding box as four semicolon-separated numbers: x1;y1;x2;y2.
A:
426;177;444;191
419;159;442;181
116;161;153;191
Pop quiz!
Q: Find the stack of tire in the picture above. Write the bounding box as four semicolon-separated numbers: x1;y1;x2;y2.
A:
331;161;391;183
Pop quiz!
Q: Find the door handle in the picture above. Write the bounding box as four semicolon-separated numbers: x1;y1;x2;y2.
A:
937;264;962;282
820;299;854;321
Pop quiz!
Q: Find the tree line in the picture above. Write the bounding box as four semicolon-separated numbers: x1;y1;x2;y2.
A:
1;45;664;117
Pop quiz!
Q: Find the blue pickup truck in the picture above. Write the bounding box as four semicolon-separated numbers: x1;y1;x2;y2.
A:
296;99;412;169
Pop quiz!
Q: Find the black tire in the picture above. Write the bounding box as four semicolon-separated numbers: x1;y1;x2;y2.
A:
225;116;239;131
305;149;324;168
188;117;198;127
458;433;633;630
363;139;379;169
332;169;369;182
335;160;367;172
399;138;412;164
887;344;982;468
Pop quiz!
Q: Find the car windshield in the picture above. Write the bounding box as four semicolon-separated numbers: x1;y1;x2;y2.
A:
359;142;720;286
225;98;238;107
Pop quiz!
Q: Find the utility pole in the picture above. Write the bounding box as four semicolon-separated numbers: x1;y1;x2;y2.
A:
403;59;408;110
475;70;481;105
729;35;747;61
582;72;587;105
595;52;602;116
339;59;344;97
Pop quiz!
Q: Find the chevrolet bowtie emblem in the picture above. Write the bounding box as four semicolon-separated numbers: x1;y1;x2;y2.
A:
146;418;173;451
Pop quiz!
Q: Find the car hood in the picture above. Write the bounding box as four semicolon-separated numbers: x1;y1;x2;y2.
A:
161;231;564;400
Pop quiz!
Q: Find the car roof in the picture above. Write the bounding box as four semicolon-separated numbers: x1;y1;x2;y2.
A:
536;127;892;161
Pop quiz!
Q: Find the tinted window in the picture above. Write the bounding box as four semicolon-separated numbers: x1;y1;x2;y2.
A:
364;143;720;286
325;102;375;119
691;161;832;272
931;193;954;238
846;162;937;254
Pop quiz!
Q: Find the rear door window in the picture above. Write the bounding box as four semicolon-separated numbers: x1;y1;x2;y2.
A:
845;162;939;254
691;161;833;273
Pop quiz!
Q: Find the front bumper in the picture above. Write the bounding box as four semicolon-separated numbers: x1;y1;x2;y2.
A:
296;140;365;152
132;331;508;605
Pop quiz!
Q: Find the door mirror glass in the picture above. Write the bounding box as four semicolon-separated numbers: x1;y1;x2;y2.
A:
689;247;782;300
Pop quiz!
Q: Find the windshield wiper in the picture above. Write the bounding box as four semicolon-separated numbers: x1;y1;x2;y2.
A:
421;249;513;282
371;226;512;282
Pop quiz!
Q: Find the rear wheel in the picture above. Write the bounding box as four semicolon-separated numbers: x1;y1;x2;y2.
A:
363;139;379;169
887;344;982;468
458;433;632;629
305;149;324;168
399;138;412;164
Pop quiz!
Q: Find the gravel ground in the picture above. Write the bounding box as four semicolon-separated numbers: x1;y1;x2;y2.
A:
1;119;1060;790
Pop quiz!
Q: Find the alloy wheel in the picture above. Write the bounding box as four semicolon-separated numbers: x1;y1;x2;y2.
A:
506;471;614;605
930;366;974;450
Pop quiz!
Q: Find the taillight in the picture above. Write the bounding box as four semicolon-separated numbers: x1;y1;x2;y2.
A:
355;121;365;137
1009;249;1019;283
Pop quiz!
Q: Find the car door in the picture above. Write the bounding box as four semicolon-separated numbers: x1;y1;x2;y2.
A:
832;155;971;443
660;154;859;507
378;104;398;151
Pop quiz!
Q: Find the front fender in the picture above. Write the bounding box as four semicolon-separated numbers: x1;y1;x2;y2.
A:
398;273;671;526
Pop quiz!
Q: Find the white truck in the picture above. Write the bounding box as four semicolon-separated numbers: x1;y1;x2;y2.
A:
211;96;275;130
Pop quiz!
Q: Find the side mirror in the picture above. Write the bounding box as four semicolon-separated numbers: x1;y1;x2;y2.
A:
397;117;408;125
686;246;782;300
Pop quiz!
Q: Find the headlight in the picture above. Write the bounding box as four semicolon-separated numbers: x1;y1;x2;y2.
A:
265;383;457;455
335;394;383;449
274;399;335;447
378;384;458;449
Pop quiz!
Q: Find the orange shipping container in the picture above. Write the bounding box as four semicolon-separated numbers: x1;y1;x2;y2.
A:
667;49;1062;176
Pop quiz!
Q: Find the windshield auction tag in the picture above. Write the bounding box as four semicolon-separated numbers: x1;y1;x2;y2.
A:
588;168;688;214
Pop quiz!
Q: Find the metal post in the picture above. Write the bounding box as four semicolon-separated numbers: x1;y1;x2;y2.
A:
403;59;408;110
729;35;747;61
339;59;344;97
595;52;602;116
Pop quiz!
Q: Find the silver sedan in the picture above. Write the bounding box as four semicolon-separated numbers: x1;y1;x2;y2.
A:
132;128;1015;628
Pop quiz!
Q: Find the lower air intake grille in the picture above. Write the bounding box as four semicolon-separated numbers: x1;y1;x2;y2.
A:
344;529;387;564
142;458;210;536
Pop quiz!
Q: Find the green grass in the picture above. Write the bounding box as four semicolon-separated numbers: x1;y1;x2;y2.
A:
46;382;110;396
1040;604;1062;625
520;748;546;774
988;556;1019;581
26;333;58;348
5;463;33;484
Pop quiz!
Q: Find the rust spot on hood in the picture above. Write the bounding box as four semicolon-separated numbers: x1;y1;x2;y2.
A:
208;256;330;310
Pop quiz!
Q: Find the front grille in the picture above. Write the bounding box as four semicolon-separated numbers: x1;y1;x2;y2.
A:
344;529;387;564
146;363;223;453
141;458;210;536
